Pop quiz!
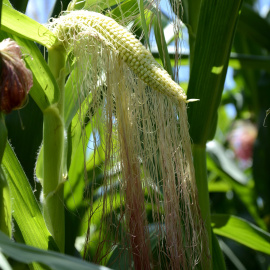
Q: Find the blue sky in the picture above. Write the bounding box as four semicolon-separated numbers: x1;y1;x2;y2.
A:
26;0;270;23
26;0;55;23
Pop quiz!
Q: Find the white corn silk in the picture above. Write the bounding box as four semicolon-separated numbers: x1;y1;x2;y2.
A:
48;10;209;270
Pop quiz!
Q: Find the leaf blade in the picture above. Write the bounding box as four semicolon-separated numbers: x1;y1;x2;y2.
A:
0;230;112;270
153;13;173;77
2;142;58;252
212;214;270;255
1;3;56;47
187;0;243;144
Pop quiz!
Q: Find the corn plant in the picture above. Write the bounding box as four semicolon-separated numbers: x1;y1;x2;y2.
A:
0;0;270;270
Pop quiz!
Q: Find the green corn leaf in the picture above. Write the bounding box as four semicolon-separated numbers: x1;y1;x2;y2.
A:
84;0;121;11
107;244;129;270
153;13;173;77
237;3;270;52
211;230;226;270
229;53;270;72
4;96;43;186
152;50;270;72
137;0;150;48
218;239;246;270
0;251;12;270
67;0;86;11
64;118;106;210
212;214;270;255
187;0;243;144
1;3;56;48
0;230;112;270
208;180;230;193
233;32;261;111
111;0;140;23
64;122;92;210
16;37;60;111
207;141;266;230
64;66;89;128
0;166;11;237
2;0;11;8
1;142;58;252
0;113;7;163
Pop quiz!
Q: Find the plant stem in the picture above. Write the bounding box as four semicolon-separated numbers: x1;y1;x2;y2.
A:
192;144;212;268
43;45;66;252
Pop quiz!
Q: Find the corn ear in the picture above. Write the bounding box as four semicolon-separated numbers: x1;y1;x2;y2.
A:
49;10;188;103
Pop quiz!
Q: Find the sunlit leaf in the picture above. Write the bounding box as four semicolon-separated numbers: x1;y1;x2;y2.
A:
212;214;270;255
1;3;56;48
208;180;231;193
1;142;58;252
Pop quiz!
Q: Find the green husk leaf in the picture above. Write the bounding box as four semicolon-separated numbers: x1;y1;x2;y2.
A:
16;37;60;111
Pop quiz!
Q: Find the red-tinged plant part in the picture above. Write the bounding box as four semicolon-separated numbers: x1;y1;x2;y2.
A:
0;38;33;114
228;120;257;168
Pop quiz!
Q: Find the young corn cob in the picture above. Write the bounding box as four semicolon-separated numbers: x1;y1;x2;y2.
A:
50;11;195;104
